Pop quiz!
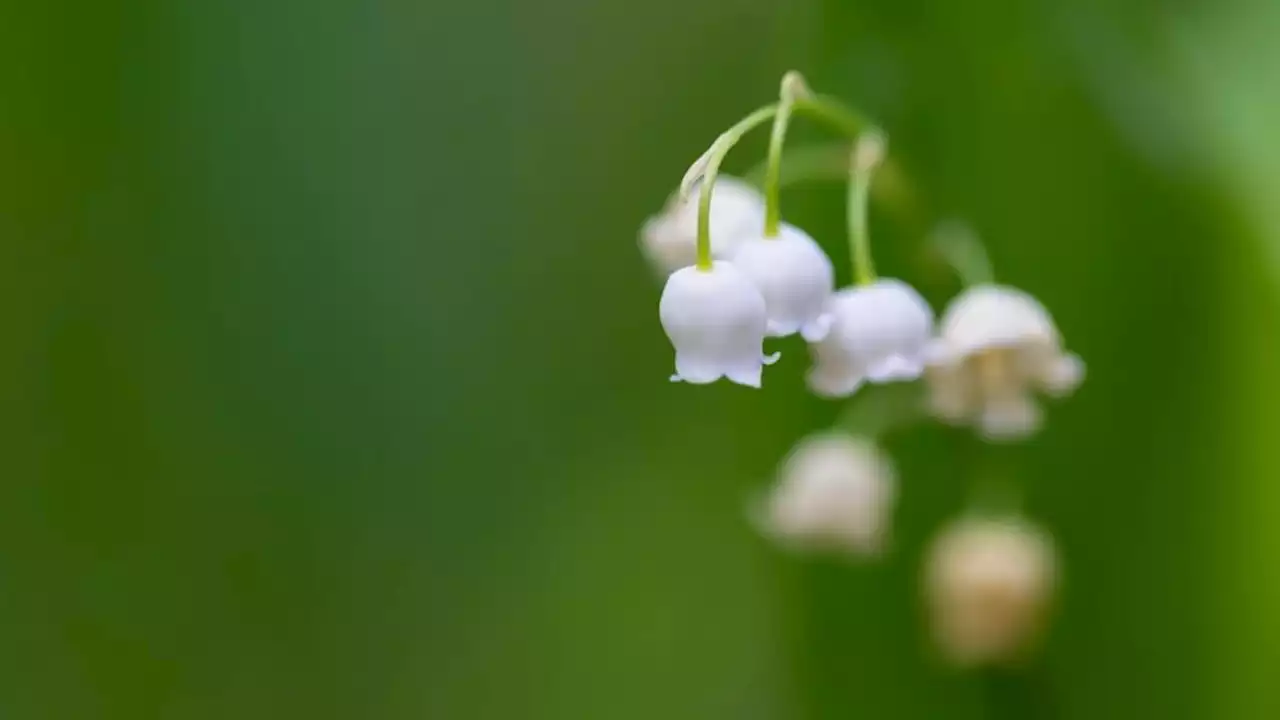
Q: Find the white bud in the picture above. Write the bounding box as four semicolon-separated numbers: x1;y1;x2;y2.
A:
924;516;1058;667
729;222;835;341
660;261;780;388
806;279;934;398
926;284;1084;441
640;177;766;275
854;129;888;173
758;432;896;556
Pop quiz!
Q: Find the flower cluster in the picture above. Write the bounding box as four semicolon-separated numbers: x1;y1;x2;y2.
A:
642;83;1082;441
639;72;1081;668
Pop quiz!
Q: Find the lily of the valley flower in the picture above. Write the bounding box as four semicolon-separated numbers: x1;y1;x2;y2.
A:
924;516;1058;667
730;222;835;341
806;279;934;398
660;262;780;388
758;432;896;556
640;176;765;275
926;285;1083;440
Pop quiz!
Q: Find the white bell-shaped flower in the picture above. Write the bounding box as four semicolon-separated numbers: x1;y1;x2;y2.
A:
660;261;779;388
926;285;1083;440
806;279;934;398
729;222;835;341
924;516;1058;667
757;432;896;556
639;176;765;275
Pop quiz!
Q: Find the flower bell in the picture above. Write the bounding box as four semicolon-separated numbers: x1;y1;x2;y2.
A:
806;279;934;398
640;176;765;275
729;222;835;341
758;432;896;556
926;285;1084;440
924;516;1058;667
660;261;779;388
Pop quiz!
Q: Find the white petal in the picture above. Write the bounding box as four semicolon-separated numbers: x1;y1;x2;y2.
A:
673;353;724;385
866;354;925;383
806;333;864;398
766;318;798;338
939;284;1061;357
729;223;834;340
1039;352;1085;397
826;279;934;385
639;177;765;275
978;393;1042;441
807;362;866;399
659;262;771;386
925;339;960;366
761;432;896;556
927;363;975;424
726;363;764;389
800;312;834;343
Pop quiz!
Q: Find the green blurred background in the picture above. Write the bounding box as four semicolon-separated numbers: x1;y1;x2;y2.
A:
3;0;1279;717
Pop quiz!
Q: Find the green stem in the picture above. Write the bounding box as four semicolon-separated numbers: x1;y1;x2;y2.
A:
742;142;931;245
686;92;879;271
763;97;797;237
933;220;995;286
848;132;886;285
691;104;779;270
793;94;869;137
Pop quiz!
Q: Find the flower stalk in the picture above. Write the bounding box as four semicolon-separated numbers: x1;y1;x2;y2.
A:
680;75;879;272
763;72;811;237
849;130;887;286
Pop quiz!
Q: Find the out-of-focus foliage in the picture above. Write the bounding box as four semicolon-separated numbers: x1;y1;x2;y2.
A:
0;0;1275;718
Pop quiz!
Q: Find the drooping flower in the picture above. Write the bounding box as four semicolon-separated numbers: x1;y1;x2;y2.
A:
926;284;1084;440
757;432;896;556
806;279;934;398
659;261;780;388
639;176;765;275
924;515;1058;667
729;222;835;341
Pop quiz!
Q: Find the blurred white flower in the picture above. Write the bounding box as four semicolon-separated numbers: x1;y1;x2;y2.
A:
926;285;1084;440
660;261;779;388
806;279;934;398
757;432;896;556
640;176;765;275
730;222;835;341
924;515;1058;667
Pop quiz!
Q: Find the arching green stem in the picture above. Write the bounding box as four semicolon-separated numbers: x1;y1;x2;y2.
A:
687;104;778;270
932;220;995;286
682;92;883;271
763;72;809;237
849;130;887;285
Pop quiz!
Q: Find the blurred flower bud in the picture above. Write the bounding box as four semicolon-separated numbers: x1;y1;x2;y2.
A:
806;279;935;398
660;261;779;387
730;222;836;341
926;285;1084;440
853;129;887;174
759;432;896;556
640;176;765;275
924;516;1058;667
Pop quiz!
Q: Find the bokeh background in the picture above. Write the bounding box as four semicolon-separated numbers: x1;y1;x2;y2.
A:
3;0;1279;717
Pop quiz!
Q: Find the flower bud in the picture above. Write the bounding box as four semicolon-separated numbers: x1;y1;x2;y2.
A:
927;285;1084;440
806;279;934;398
758;432;896;556
660;261;779;388
924;516;1058;667
640;177;765;275
729;223;835;341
